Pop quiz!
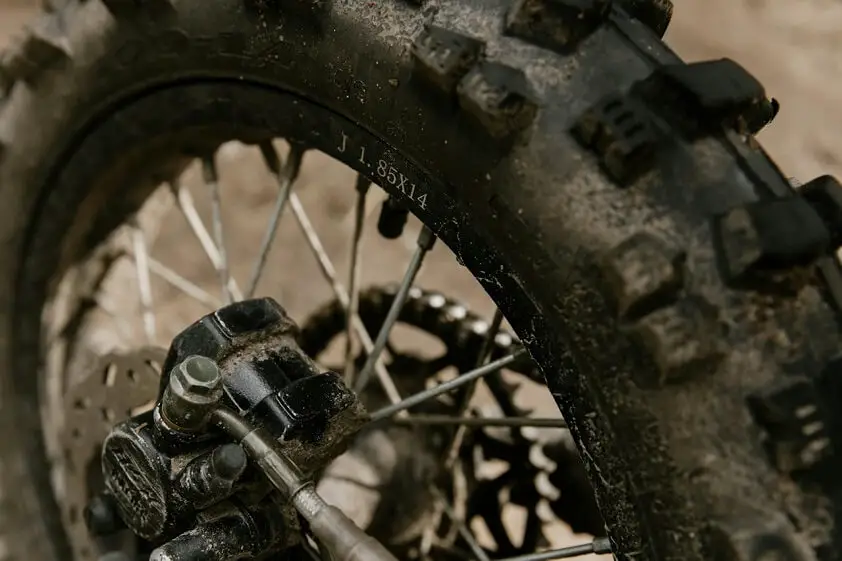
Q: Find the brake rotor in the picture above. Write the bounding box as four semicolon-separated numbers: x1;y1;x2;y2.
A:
59;347;166;561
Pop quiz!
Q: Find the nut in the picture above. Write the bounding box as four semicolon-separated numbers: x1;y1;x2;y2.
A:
160;355;224;432
173;355;222;399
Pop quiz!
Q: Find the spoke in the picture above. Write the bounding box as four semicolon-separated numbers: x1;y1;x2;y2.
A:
477;310;506;366
344;175;371;384
432;488;490;561
147;257;221;308
391;415;567;429
202;156;234;304
245;142;305;299
288;192;403;406
472;475;517;554
445;308;505;465
169;181;243;301
93;294;136;341
130;221;157;343
370;349;527;421
496;538;613;561
421;310;508;560
355;225;436;393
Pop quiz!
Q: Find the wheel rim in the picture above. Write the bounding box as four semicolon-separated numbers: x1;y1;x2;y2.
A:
19;82;613;561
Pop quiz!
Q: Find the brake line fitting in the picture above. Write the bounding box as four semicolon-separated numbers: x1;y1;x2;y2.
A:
149;349;397;561
157;355;225;433
206;407;400;561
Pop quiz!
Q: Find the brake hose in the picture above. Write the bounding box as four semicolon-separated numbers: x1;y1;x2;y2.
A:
208;407;399;561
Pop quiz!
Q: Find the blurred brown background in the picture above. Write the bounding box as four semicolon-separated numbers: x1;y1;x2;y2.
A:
4;0;840;335
4;0;841;186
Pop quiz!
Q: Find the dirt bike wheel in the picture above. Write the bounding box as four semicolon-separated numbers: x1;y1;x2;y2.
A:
0;1;839;560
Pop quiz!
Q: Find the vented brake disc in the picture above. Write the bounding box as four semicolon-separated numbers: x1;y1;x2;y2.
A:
60;348;166;561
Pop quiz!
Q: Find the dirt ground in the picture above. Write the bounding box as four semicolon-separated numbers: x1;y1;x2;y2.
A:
2;0;842;558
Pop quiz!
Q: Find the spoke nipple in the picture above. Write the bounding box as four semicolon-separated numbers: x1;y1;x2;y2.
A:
592;536;613;555
259;141;282;174
378;196;410;240
418;225;437;251
355;174;372;194
201;156;218;183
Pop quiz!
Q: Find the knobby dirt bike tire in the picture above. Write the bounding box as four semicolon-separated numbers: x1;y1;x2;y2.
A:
0;0;839;560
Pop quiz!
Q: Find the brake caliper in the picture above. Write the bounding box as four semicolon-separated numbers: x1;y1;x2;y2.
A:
95;298;369;557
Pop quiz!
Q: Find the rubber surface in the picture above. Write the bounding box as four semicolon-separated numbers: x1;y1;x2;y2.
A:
0;1;840;560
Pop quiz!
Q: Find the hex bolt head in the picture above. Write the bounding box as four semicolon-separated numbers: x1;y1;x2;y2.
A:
160;355;224;433
175;355;223;399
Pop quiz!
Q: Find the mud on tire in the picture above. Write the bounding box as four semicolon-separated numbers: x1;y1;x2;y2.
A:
0;1;840;560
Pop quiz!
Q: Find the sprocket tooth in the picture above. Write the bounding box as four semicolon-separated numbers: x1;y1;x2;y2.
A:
529;442;558;472
494;331;515;348
444;304;469;322
536;499;557;528
469;318;491;336
407;286;424;301
424;291;448;310
534;471;561;501
383;282;401;297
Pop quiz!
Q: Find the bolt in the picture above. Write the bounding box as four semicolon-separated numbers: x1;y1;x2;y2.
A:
174;355;223;398
160;355;224;432
177;444;248;509
212;443;248;481
84;492;126;536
